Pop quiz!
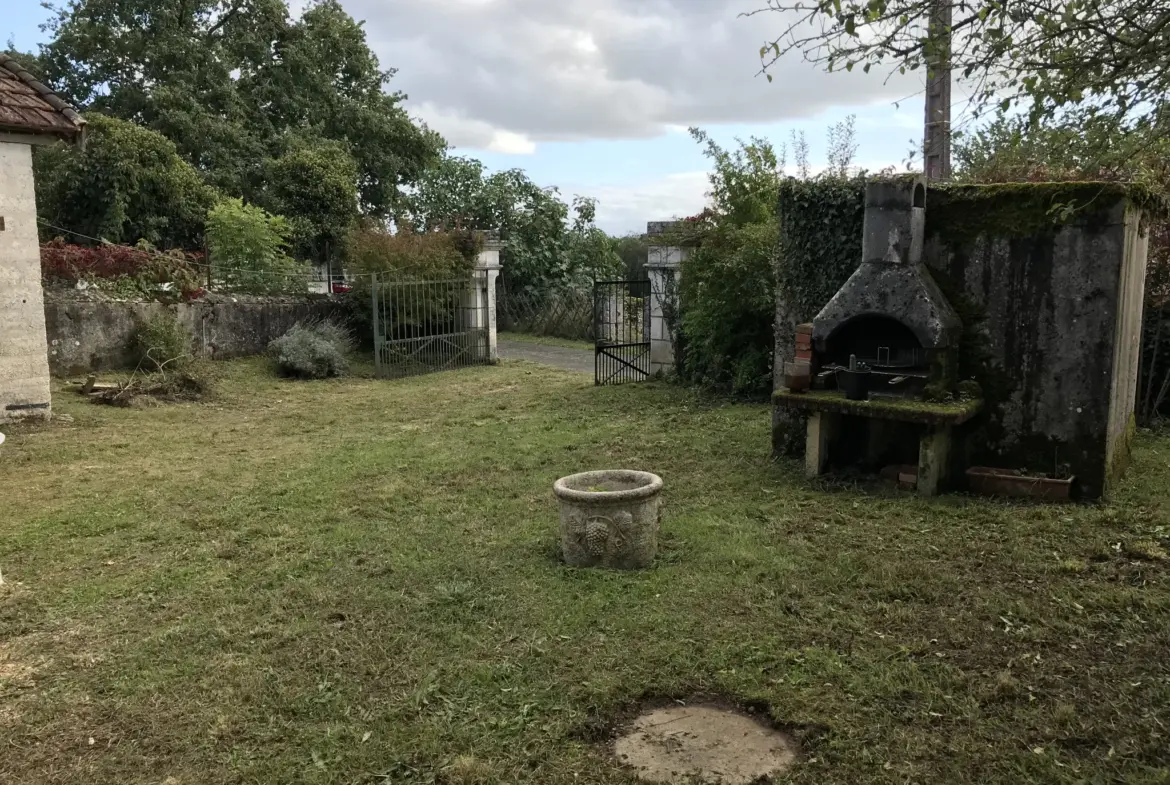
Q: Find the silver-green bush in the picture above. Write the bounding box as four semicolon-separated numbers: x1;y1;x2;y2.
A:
268;319;353;379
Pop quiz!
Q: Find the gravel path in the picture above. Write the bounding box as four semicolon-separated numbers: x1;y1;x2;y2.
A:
498;339;594;374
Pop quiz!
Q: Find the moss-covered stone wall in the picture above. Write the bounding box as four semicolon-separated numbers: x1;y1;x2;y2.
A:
925;182;1146;499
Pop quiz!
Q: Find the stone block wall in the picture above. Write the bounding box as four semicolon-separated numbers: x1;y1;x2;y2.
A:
0;142;52;422
44;293;343;376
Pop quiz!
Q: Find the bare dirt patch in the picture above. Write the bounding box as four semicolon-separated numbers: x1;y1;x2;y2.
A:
614;703;798;784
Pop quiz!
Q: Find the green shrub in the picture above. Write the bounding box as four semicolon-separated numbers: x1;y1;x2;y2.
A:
133;311;191;371
268;319;353;379
679;219;780;396
342;225;482;349
207;198;310;294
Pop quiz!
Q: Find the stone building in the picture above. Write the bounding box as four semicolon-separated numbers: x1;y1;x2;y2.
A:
0;54;85;422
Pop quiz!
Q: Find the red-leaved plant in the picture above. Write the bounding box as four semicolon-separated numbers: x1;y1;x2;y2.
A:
40;240;207;301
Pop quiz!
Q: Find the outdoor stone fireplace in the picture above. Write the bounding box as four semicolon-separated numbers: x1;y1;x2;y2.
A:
776;177;980;495
811;178;961;400
773;177;1150;500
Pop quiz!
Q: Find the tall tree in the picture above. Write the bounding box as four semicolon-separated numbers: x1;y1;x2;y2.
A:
35;113;219;249
263;139;360;267
39;0;441;215
242;0;443;216
750;0;1170;136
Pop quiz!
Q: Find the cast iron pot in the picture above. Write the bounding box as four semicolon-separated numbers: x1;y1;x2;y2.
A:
836;368;871;401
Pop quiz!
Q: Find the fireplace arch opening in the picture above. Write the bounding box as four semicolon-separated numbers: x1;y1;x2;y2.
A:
824;314;925;370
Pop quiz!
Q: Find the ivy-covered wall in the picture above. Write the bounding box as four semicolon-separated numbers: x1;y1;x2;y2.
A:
924;182;1148;498
771;177;865;454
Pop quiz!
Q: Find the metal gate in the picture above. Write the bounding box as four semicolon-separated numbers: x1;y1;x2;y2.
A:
594;279;651;385
372;274;490;379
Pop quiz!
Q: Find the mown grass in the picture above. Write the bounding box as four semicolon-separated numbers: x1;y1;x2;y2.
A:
2;359;1170;785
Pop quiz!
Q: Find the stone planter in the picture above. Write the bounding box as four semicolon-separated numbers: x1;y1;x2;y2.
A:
554;470;663;569
966;466;1075;501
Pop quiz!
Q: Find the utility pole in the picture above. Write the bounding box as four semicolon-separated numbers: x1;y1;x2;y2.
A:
923;0;952;181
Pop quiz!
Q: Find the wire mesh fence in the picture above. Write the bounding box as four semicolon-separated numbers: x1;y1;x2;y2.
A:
496;282;595;342
372;274;490;379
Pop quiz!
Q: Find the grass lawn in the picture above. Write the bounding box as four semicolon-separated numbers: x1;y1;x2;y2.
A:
3;359;1170;784
497;331;594;352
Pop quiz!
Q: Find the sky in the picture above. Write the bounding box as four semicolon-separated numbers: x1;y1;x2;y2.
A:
5;0;932;235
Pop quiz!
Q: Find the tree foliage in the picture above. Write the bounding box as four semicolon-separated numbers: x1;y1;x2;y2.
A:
35;113;218;249
262;140;360;266
615;234;650;280
676;132;785;396
39;0;442;217
676;118;858;397
751;0;1170;134
402;153;621;292
344;225;479;282
206;197;308;293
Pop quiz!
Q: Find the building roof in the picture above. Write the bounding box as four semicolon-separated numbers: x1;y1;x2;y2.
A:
0;54;85;143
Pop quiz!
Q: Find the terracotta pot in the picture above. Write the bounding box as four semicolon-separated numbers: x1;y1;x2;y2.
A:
965;467;1074;501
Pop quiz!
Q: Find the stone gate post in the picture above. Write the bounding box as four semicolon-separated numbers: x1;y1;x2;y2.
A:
467;231;503;362
645;221;690;376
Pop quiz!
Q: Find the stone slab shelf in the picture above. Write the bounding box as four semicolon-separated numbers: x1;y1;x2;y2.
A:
774;390;984;496
772;389;983;426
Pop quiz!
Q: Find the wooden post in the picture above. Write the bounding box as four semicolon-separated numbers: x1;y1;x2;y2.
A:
924;0;952;181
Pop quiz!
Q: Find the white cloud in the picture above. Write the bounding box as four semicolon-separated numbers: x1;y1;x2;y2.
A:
350;0;914;152
487;130;537;155
570;172;711;236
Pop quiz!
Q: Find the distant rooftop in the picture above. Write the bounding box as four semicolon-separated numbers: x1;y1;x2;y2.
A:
0;54;85;143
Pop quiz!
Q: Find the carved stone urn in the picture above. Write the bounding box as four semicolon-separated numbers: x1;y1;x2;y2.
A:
554;470;663;569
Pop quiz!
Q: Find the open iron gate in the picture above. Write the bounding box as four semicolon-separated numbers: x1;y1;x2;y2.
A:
372;273;491;379
594;279;651;385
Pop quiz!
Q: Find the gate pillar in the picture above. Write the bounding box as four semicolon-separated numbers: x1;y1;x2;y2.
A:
645;222;690;377
466;231;504;363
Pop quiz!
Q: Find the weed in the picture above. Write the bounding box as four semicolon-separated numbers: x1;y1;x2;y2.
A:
133;310;191;371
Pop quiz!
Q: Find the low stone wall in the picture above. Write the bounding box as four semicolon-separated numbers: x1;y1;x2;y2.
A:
43;291;343;376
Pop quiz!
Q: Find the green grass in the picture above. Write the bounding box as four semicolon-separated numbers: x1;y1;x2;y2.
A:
498;331;594;352
3;359;1170;784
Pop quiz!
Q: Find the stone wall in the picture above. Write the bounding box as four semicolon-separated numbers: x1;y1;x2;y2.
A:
44;292;342;376
925;188;1148;498
0;141;52;422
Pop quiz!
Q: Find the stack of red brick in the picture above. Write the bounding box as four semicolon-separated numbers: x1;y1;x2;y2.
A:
795;323;814;364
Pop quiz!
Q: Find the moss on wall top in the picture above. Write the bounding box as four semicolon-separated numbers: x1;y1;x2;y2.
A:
928;181;1165;249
